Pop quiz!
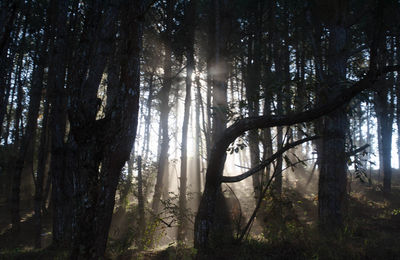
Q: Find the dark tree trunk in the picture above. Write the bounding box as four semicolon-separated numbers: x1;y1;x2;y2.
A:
245;0;262;200
152;0;174;215
137;156;145;246
317;14;349;232
375;85;393;194
142;74;154;162
178;1;195;239
0;0;17;56
47;0;70;247
194;75;375;250
34;98;50;248
10;21;27;231
397;37;400;170
195;77;202;205
12;29;48;238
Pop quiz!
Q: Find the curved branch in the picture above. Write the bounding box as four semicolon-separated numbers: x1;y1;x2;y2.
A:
213;65;400;154
222;136;319;183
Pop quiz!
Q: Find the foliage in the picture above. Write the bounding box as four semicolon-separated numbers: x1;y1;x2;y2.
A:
108;205;165;255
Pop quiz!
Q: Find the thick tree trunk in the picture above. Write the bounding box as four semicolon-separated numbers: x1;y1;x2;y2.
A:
318;107;348;230
47;0;70;246
67;1;143;257
318;18;349;232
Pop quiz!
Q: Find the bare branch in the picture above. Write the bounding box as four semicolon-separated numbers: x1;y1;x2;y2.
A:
222;136;319;183
346;144;370;157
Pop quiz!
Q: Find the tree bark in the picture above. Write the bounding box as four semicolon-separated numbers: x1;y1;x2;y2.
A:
178;1;195;239
317;8;349;231
152;0;174;215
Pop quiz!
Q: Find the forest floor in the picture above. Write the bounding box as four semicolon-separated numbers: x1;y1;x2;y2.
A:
1;169;400;259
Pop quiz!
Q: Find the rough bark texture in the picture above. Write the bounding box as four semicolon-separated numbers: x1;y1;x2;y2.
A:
65;1;143;258
311;1;350;233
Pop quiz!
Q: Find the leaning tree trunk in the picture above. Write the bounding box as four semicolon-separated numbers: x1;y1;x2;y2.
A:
194;73;382;250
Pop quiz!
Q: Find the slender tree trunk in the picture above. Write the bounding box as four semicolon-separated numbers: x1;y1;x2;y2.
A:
142;74;154;162
152;0;174;215
34;98;50;248
178;4;195;239
137;156;145;248
375;85;393;194
245;3;262;200
195;77;202;205
10;21;27;231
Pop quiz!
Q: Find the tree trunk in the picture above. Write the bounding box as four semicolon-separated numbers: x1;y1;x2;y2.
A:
152;0;174;215
178;4;195;239
195;77;202;205
318;17;349;232
245;2;262;200
375;85;393;194
137;156;145;247
142;74;154;162
34;97;50;248
68;0;143;257
47;0;70;246
10;21;27;231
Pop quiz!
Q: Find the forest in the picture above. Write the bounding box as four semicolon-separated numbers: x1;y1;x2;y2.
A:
1;0;400;259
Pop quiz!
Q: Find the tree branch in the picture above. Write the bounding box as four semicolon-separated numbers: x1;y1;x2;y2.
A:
222;136;319;183
346;143;370;157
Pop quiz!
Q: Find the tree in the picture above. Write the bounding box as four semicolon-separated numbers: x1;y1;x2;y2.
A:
194;64;398;250
177;0;196;242
152;0;175;215
312;0;350;232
